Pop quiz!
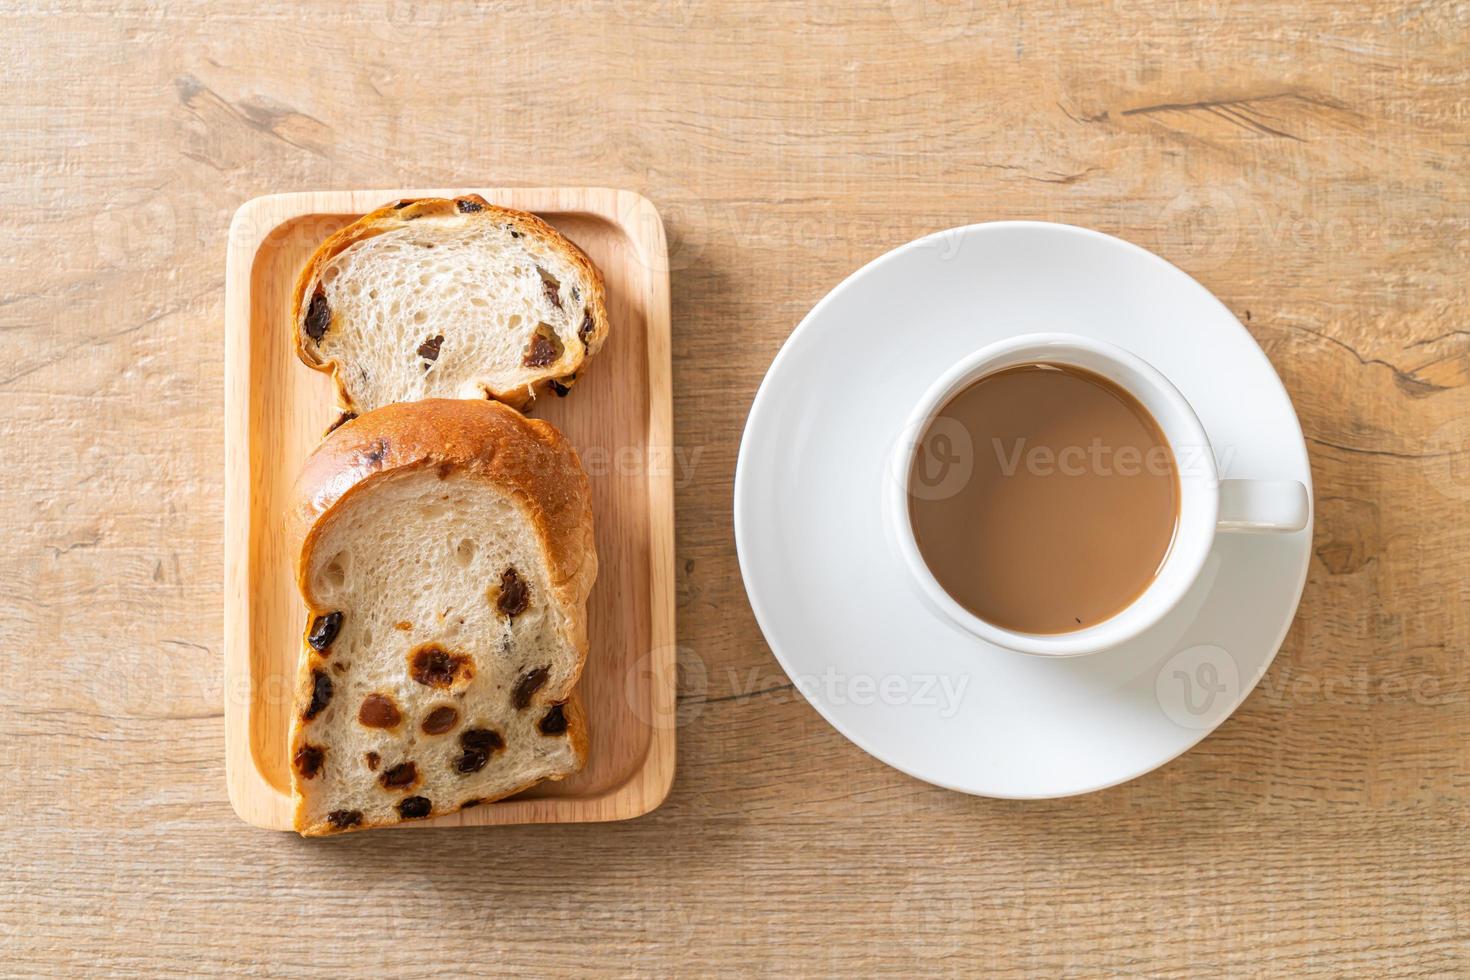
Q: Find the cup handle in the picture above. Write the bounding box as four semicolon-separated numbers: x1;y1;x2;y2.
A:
1217;479;1310;533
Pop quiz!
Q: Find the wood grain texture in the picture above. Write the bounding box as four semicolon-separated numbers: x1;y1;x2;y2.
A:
1;1;1466;976
224;188;675;831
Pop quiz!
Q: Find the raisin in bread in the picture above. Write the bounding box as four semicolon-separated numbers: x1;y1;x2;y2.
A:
292;194;610;415
286;399;597;836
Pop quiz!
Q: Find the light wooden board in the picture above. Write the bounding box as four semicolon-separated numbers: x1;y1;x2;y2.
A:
2;2;1467;976
225;188;676;830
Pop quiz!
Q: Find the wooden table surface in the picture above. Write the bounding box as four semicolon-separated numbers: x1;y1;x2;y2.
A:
3;2;1466;976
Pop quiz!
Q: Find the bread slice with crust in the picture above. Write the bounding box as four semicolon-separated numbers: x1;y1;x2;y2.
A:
287;399;596;836
292;194;610;416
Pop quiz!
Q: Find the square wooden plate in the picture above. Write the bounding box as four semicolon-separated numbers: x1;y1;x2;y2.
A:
224;188;675;831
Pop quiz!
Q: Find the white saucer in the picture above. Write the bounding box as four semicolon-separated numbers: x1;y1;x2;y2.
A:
734;222;1313;798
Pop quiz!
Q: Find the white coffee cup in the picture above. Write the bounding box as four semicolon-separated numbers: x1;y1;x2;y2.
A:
886;333;1309;657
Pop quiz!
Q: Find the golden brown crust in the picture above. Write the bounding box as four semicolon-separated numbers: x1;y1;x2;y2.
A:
290;194;610;413
558;693;591;772
287;399;597;836
290;398;598;656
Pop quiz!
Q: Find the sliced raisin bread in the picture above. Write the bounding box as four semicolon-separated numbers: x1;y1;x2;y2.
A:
292;194;610;415
287;399;597;836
